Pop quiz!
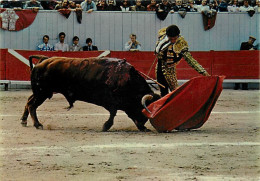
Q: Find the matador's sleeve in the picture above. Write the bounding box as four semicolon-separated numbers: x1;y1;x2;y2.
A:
183;51;208;75
174;36;209;76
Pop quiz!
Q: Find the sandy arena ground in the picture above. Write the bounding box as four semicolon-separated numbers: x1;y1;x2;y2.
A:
0;89;259;181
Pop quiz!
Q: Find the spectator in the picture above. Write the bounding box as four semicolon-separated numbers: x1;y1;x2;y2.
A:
55;0;69;10
195;0;202;5
185;0;197;11
156;0;174;20
80;0;97;13
227;0;240;12
83;38;98;51
235;36;257;90
172;0;184;12
130;0;146;11
97;0;108;11
210;0;219;10
68;1;77;9
24;0;43;11
157;0;174;13
254;0;260;12
2;0;23;9
240;36;257;50
125;34;141;51
195;0;210;12
120;0;131;11
41;0;58;10
37;35;54;51
54;32;69;52
239;0;253;11
69;36;83;51
147;0;157;11
105;0;120;11
218;0;228;11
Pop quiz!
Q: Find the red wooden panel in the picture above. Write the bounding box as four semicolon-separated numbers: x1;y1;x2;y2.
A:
62;51;102;58
0;49;7;80
16;50;62;66
6;52;31;81
212;50;259;79
1;49;259;81
110;51;157;79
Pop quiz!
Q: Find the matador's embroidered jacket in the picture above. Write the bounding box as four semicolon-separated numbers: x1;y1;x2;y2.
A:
155;28;208;91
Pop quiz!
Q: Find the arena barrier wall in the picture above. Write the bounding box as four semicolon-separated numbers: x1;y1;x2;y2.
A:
0;49;259;85
0;11;259;51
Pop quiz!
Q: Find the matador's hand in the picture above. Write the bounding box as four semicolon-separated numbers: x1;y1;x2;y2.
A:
203;72;210;76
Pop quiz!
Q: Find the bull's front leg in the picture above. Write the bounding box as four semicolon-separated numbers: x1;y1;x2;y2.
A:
125;110;151;132
20;94;34;127
102;110;117;132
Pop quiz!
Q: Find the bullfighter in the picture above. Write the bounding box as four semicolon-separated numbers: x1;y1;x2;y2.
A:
155;24;210;96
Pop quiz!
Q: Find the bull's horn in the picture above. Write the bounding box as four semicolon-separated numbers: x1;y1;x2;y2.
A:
141;94;153;114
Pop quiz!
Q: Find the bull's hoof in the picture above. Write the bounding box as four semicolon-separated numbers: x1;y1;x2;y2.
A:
102;122;113;132
102;126;109;132
143;128;151;132
139;127;151;132
34;123;43;130
21;121;27;127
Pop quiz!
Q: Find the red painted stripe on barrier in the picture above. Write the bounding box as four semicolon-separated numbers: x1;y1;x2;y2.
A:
0;49;7;80
1;49;259;81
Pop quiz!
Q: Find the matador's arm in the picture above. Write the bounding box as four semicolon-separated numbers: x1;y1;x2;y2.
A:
174;36;210;76
183;51;210;76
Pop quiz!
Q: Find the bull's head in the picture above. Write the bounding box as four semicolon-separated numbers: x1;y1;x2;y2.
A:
141;94;160;113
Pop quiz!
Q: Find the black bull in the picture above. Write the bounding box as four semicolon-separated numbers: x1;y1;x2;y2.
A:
21;55;160;131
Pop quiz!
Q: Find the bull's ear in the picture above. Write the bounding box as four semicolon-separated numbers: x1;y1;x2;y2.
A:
141;94;153;114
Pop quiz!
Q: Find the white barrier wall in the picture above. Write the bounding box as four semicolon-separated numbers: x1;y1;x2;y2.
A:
0;11;259;51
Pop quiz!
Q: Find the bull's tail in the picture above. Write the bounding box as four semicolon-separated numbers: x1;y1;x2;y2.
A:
29;55;49;71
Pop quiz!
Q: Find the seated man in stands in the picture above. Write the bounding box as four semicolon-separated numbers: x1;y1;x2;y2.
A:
172;0;185;12
2;0;23;9
195;0;210;12
54;32;69;52
227;0;240;12
185;0;197;12
69;36;83;51
80;0;97;13
130;0;146;11
37;35;54;51
240;36;257;50
41;0;58;10
24;0;43;11
239;0;254;11
120;0;131;11
55;0;69;10
147;0;157;11
156;0;174;20
125;34;142;51
217;0;228;12
255;0;260;12
105;0;120;11
235;36;257;90
83;38;98;51
97;0;108;11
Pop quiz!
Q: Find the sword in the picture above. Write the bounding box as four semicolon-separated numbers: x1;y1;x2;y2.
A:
138;71;165;89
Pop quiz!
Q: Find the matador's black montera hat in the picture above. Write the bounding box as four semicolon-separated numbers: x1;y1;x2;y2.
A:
166;25;180;37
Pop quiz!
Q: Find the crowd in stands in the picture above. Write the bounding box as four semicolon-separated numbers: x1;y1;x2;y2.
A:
0;0;259;13
37;32;99;52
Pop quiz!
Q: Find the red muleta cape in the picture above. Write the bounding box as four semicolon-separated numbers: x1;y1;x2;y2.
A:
142;75;225;132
